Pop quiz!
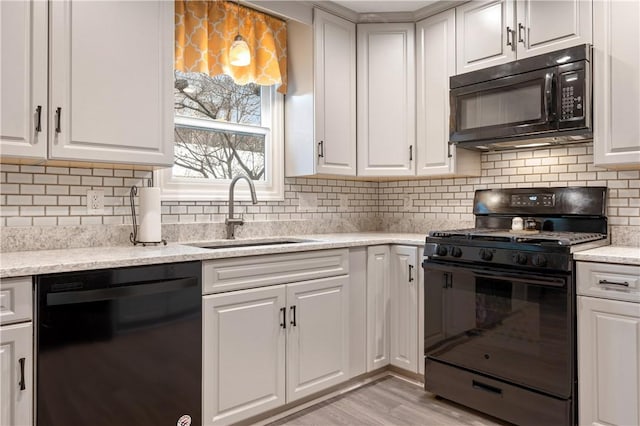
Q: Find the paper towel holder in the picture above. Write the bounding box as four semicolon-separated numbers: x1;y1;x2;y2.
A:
129;185;167;246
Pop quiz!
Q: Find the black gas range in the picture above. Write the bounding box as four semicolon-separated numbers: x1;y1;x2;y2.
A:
423;187;608;426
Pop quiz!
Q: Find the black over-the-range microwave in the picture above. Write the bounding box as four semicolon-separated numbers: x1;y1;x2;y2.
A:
449;44;592;151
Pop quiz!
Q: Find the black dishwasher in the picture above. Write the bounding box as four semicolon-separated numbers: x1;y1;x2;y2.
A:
36;261;201;426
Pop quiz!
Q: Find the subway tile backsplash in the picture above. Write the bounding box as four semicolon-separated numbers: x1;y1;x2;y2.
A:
1;142;639;250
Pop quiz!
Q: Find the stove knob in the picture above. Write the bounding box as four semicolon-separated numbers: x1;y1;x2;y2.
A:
532;254;548;267
451;247;463;258
512;252;528;265
436;245;448;256
479;249;493;261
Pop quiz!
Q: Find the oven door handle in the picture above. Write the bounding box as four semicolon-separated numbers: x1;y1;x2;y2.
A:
473;271;566;288
424;262;567;288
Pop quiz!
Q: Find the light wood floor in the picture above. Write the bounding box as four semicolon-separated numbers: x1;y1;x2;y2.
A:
267;376;511;426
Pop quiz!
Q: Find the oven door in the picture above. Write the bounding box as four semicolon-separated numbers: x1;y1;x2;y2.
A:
450;68;557;145
424;260;573;398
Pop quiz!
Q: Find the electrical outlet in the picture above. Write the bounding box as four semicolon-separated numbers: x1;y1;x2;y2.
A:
86;190;104;214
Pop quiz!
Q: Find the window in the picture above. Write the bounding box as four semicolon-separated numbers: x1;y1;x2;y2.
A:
157;71;283;201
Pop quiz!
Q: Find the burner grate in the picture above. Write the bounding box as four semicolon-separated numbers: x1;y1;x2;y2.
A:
429;229;607;246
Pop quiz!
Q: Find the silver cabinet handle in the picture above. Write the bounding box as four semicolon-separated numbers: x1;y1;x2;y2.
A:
318;141;324;158
506;26;514;48
35;106;42;133
518;23;525;44
55;107;62;133
19;358;26;390
599;279;630;287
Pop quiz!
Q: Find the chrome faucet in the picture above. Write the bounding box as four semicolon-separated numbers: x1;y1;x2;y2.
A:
225;175;258;239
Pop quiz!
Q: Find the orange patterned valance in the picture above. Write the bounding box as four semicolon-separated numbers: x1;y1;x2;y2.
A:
175;1;287;94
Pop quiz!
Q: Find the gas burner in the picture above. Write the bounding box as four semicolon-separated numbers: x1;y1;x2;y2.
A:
430;229;607;246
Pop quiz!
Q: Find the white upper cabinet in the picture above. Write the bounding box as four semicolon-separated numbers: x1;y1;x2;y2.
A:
285;9;356;177
456;0;592;74
456;0;516;73
1;1;173;166
0;0;48;160
593;0;640;168
49;1;173;166
314;10;357;175
516;0;592;59
416;10;480;177
357;23;415;177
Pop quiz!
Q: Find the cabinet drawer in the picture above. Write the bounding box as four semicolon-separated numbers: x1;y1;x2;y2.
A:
0;276;32;325
203;249;349;294
577;262;640;303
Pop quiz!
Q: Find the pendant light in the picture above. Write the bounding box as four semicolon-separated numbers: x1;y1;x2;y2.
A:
229;0;251;66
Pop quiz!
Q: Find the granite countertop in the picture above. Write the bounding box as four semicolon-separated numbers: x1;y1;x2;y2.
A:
0;233;427;278
574;245;640;266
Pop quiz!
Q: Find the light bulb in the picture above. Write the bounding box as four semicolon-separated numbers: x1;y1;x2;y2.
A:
229;35;251;66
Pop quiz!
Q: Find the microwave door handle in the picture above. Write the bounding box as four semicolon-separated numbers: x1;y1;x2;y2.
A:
544;72;555;122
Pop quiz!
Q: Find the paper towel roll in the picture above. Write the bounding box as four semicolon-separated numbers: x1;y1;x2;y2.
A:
138;186;161;242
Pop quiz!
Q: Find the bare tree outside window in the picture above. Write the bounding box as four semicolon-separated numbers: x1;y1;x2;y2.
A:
174;72;266;181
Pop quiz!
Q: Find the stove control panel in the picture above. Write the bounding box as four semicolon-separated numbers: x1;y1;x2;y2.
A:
510;193;555;207
424;243;570;271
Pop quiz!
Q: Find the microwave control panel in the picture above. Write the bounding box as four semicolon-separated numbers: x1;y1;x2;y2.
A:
560;69;585;121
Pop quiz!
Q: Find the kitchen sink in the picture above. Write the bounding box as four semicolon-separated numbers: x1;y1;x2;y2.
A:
189;238;314;250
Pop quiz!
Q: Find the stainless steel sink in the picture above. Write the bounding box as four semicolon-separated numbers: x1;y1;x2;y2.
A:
189;238;313;250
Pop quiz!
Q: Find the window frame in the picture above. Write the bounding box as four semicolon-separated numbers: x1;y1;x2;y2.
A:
156;84;284;201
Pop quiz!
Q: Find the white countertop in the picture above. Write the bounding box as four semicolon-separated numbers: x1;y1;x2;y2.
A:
574;245;640;266
3;232;638;278
0;233;426;278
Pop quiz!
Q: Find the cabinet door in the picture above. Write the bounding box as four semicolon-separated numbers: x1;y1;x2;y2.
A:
286;275;349;402
366;245;390;371
0;0;47;159
203;286;286;425
578;296;640;426
357;23;415;177
49;0;173;166
418;247;425;376
390;246;419;373
314;9;357;176
593;0;640;167
416;11;480;177
0;323;33;426
456;0;516;73
516;0;592;59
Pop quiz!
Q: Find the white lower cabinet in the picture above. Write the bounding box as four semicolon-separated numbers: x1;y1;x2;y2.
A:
366;245;391;371
390;246;419;373
0;277;33;426
0;322;33;426
578;296;640;426
577;261;640;426
286;276;349;402
366;245;424;376
203;286;286;425
203;276;349;425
